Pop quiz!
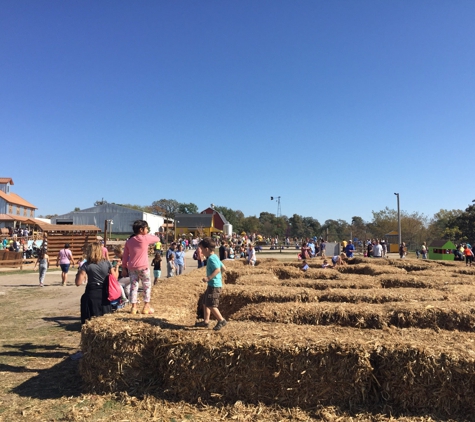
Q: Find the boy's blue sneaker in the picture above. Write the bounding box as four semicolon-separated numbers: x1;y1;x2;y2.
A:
213;319;227;331
194;321;209;328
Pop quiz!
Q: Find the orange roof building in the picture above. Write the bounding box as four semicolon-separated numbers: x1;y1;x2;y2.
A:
0;177;38;226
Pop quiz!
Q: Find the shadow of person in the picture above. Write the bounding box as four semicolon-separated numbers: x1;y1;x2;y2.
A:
12;358;82;399
42;315;82;332
2;342;82;399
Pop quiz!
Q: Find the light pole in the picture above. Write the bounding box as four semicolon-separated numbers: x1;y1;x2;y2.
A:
394;193;401;246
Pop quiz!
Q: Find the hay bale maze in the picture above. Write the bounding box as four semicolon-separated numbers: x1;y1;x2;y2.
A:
80;257;475;419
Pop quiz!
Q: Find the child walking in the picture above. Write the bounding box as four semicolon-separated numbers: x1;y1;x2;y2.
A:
195;237;227;331
151;252;162;284
167;253;176;278
33;249;49;287
122;220;160;315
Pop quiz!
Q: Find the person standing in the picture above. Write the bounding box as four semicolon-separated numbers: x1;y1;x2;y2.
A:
34;249;49;287
464;245;473;267
381;240;387;258
373;240;383;258
399;242;406;259
166;242;176;263
219;241;228;261
154;238;162;255
101;241;110;261
175;244;186;275
345;240;355;258
320;239;326;258
56;243;75;286
151;252;162;285
247;243;256;266
421;242;428;259
194;237;227;331
122;220;160;315
196;244;206;268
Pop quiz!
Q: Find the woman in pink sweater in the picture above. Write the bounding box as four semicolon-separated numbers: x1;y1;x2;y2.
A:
122;220;160;314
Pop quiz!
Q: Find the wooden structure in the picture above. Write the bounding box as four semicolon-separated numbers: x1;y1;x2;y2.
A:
37;224;101;260
174;213;223;238
0;251;24;269
428;240;456;261
385;230;400;253
200;207;229;231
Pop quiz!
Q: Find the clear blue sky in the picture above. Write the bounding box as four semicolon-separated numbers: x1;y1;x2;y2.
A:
2;1;474;223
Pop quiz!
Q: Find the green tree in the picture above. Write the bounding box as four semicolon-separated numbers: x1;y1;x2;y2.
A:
214;206;245;233
452;201;475;242
368;207;429;249
321;219;349;242
149;199;180;244
177;202;199;214
302;217;321;238
350;216;368;242
241;216;260;234
289;214;305;238
119;203;147;211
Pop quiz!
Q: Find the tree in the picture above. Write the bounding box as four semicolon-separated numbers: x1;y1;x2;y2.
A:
302;217;321;238
428;209;462;240
118;203;146;211
241;216;260;234
350;216;368;242
150;199;180;244
321;219;349;242
289;214;305;238
368;207;429;249
94;199;108;206
451;201;475;243
214;206;245;233
177;202;199;214
149;199;179;217
74;207;80;211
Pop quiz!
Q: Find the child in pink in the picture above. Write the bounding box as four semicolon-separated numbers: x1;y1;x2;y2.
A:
122;220;160;314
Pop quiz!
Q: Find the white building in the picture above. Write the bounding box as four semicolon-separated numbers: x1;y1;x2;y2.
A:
51;204;165;234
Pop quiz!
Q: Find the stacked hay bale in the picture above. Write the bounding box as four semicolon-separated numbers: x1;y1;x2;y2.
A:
80;256;475;419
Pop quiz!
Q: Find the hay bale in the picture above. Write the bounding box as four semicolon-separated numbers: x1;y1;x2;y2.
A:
281;277;380;290
235;273;280;286
81;321;374;409
80;319;475;418
351;257;391;266
79;255;475;419
338;264;407;276
372;337;475;418
232;301;475;332
389;261;433;272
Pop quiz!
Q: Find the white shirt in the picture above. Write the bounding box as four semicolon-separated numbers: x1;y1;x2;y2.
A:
373;244;383;257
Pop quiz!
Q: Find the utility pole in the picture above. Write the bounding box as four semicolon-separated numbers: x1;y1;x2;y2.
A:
394;193;401;246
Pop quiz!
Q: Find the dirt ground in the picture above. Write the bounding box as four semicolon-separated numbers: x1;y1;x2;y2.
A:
0;249;412;421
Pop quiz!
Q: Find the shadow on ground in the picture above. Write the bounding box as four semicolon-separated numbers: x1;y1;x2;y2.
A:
43;315;82;332
3;342;82;399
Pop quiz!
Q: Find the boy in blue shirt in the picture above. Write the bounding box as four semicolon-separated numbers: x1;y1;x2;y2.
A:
195;237;227;331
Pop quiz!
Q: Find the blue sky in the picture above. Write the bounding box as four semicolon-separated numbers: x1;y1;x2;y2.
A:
2;1;474;223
